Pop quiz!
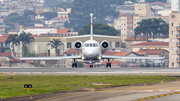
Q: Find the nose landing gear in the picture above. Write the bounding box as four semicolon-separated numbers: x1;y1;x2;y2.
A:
89;65;93;68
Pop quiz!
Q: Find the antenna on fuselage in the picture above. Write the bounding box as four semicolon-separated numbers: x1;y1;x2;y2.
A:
90;13;93;40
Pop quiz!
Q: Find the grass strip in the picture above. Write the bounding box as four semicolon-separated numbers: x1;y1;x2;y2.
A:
0;75;177;98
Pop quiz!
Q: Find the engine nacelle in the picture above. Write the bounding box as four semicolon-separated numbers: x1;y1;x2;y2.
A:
73;41;83;51
100;40;110;50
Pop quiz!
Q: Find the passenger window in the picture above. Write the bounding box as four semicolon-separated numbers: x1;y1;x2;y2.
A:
93;44;95;47
90;43;92;47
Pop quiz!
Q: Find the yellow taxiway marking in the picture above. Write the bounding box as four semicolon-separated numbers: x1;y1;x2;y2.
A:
133;92;180;101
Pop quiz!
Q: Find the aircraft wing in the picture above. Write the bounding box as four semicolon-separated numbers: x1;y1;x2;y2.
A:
15;55;82;60
101;55;165;59
10;43;81;60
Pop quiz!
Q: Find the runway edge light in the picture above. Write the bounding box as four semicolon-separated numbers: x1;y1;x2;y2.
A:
92;86;95;91
30;94;33;99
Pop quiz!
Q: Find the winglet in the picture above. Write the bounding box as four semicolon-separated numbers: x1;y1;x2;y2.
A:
10;42;18;59
90;13;93;40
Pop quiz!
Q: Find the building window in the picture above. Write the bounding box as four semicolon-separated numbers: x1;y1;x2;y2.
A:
67;43;71;48
172;23;175;26
172;54;176;58
172;39;175;42
172;31;175;34
172;62;175;66
172;46;175;50
115;42;120;48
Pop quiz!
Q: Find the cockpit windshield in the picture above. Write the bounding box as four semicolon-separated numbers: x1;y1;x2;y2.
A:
83;43;98;47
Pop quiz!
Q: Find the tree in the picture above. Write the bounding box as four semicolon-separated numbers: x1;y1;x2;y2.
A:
56;2;73;9
40;12;58;20
23;9;37;17
5;12;34;33
19;32;34;56
47;39;64;56
75;61;84;67
65;0;120;31
134;18;169;38
5;34;19;52
78;23;119;36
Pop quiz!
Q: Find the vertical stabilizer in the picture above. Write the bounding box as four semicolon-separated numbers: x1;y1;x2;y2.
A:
90;13;93;40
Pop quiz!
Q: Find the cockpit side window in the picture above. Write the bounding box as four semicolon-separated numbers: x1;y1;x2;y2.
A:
90;43;92;47
96;43;98;47
86;43;89;47
93;43;96;47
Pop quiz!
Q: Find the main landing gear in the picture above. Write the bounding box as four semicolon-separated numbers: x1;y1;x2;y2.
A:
72;59;77;68
106;59;111;68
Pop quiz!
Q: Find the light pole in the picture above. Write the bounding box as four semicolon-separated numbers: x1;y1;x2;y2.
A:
37;43;42;56
62;43;64;56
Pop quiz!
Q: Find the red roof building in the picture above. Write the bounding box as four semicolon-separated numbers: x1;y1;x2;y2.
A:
137;49;168;55
57;29;70;33
64;48;81;54
0;36;8;42
0;52;16;56
130;42;169;47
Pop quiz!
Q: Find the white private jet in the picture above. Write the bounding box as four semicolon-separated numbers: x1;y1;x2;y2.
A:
10;13;167;68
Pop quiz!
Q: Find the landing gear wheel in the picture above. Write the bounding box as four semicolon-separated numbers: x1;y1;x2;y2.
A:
72;63;74;68
109;63;111;68
106;63;109;68
75;63;77;68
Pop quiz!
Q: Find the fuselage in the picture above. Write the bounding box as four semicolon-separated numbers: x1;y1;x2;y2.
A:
82;40;101;60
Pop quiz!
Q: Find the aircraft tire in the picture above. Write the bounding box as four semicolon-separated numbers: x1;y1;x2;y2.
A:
109;63;111;68
106;63;108;68
75;63;77;68
89;65;93;68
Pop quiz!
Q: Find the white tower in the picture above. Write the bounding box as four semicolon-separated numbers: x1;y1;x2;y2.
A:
171;0;180;13
167;0;171;3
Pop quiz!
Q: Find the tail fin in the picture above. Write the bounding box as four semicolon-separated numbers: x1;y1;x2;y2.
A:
90;13;93;40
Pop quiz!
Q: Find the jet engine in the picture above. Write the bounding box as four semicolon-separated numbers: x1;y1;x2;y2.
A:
100;40;110;50
74;41;83;51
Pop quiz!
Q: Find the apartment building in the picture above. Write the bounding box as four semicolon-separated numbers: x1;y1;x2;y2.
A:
169;0;180;68
116;3;152;42
120;14;133;42
169;12;180;68
171;0;180;13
